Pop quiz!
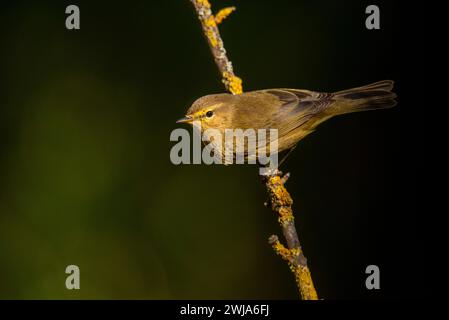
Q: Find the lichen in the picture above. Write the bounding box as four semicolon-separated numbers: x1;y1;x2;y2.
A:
294;266;318;300
215;7;236;24
222;71;243;95
196;0;211;9
207;29;218;47
271;238;292;261
205;15;216;27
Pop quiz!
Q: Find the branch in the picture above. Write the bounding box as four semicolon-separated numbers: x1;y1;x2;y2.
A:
189;0;242;95
189;0;318;300
265;171;318;300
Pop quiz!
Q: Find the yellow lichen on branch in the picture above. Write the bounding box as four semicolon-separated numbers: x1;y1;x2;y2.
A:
215;7;236;24
222;72;243;95
190;0;243;94
294;266;318;300
266;171;318;300
270;236;296;261
206;29;218;47
196;0;211;8
269;235;317;300
266;174;294;224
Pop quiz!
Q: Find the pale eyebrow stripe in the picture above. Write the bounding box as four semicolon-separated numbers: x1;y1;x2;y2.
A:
208;103;223;109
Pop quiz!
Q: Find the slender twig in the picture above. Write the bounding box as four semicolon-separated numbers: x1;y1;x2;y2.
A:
189;0;318;300
265;171;318;300
189;0;242;95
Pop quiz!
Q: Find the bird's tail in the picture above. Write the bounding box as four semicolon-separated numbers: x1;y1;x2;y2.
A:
329;80;397;115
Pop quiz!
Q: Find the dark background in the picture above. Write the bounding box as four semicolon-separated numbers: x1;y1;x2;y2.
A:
0;0;419;299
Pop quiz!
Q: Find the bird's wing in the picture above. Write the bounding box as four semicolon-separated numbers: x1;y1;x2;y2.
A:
227;89;333;158
262;89;332;138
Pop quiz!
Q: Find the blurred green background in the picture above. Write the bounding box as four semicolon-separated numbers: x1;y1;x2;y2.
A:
0;0;417;299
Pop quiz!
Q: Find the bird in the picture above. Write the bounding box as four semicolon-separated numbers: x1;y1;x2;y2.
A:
177;80;397;165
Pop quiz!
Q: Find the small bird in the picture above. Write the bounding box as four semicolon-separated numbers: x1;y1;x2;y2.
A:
177;80;397;164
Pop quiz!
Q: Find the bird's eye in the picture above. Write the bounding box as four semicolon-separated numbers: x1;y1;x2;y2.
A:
206;111;214;118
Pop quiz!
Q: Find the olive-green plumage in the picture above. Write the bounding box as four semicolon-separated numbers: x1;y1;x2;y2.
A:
178;80;397;159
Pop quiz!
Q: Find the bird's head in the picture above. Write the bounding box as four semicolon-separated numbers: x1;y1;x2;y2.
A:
177;93;235;131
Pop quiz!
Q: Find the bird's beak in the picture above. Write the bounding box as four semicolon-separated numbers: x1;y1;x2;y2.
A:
176;116;193;124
